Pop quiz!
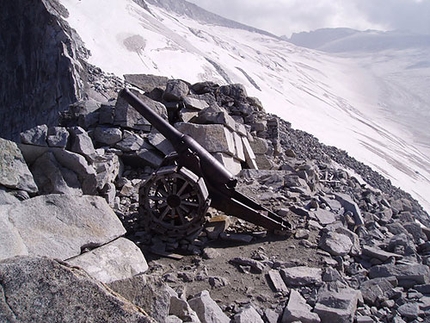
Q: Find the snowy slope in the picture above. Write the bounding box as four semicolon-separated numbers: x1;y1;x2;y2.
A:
60;0;430;213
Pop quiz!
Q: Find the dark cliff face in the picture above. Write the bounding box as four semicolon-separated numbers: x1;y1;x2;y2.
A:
0;0;86;141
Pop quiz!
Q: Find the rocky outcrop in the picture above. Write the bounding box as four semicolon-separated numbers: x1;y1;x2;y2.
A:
0;0;84;141
0;138;38;194
0;194;126;261
0;256;155;323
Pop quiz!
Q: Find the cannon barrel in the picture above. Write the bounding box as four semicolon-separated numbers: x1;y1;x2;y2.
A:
119;88;237;189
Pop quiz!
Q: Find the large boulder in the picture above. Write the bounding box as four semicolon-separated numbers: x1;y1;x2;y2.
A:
0;138;38;193
67;237;148;284
0;256;155;323
0;194;126;260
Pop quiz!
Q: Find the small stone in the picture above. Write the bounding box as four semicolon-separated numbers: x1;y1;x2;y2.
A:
281;267;322;287
47;126;69;148
202;248;221;259
93;126;123;145
295;229;310;239
397;302;418;319
267;270;289;293
319;231;353;256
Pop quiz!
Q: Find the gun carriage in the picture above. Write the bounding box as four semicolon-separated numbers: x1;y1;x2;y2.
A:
119;88;291;239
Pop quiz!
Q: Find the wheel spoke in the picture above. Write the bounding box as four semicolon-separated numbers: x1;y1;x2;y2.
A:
181;201;199;208
176;207;187;225
158;206;171;221
177;181;189;196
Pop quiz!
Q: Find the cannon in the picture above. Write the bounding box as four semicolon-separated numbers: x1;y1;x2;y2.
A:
119;88;291;238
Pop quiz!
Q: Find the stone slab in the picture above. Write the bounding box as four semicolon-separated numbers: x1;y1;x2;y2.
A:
67;238;148;284
1;194;126;260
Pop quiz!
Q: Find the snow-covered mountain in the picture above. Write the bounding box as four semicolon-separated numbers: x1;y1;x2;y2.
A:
59;0;430;213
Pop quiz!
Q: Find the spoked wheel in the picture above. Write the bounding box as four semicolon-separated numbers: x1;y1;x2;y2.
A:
139;165;210;239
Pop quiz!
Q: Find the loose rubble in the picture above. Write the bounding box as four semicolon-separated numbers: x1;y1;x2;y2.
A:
1;74;430;322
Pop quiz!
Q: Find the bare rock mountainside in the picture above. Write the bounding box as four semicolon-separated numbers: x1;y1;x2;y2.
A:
1;1;430;323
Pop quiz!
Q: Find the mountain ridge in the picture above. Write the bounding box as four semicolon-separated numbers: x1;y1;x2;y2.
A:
285;28;430;52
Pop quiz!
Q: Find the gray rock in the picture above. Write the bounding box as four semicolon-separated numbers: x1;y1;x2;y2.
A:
167;286;201;322
268;269;289;293
360;277;397;305
249;137;268;155
136;147;164;168
233;132;245;161
148;130;175;155
165;316;183;323
386;222;409;235
109;275;170;323
388;233;417;256
282;289;321;323
69;126;96;157
71;99;101;129
66;238;148;284
403;222;427;243
180;107;201;122
31;151;83;195
264;309;280;323
0;138;38;193
234;305;264;323
362;245;403;262
99;102;116;124
175;122;236;155
163;79;190;101
20;124;48;146
230;257;265;274
313;208;338;225
184;96;210;110
92;152;121;190
124;74;169;92
213;153;242;175
114;93;154;131
0;189;20;205
52;148;98;194
314;286;361;323
369;263;430;288
319;230;353;256
397;302;419;319
322;267;343;282
47;126;70;148
188;290;230;323
115;130;145;152
319;196;342;212
0;194;126;260
202;248;221;259
335;227;361;256
93;126;123;145
281;267;323;287
208;276;229;288
193;105;237;130
242;136;258;169
0;211;27;260
0;256;155;323
334;192;364;225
